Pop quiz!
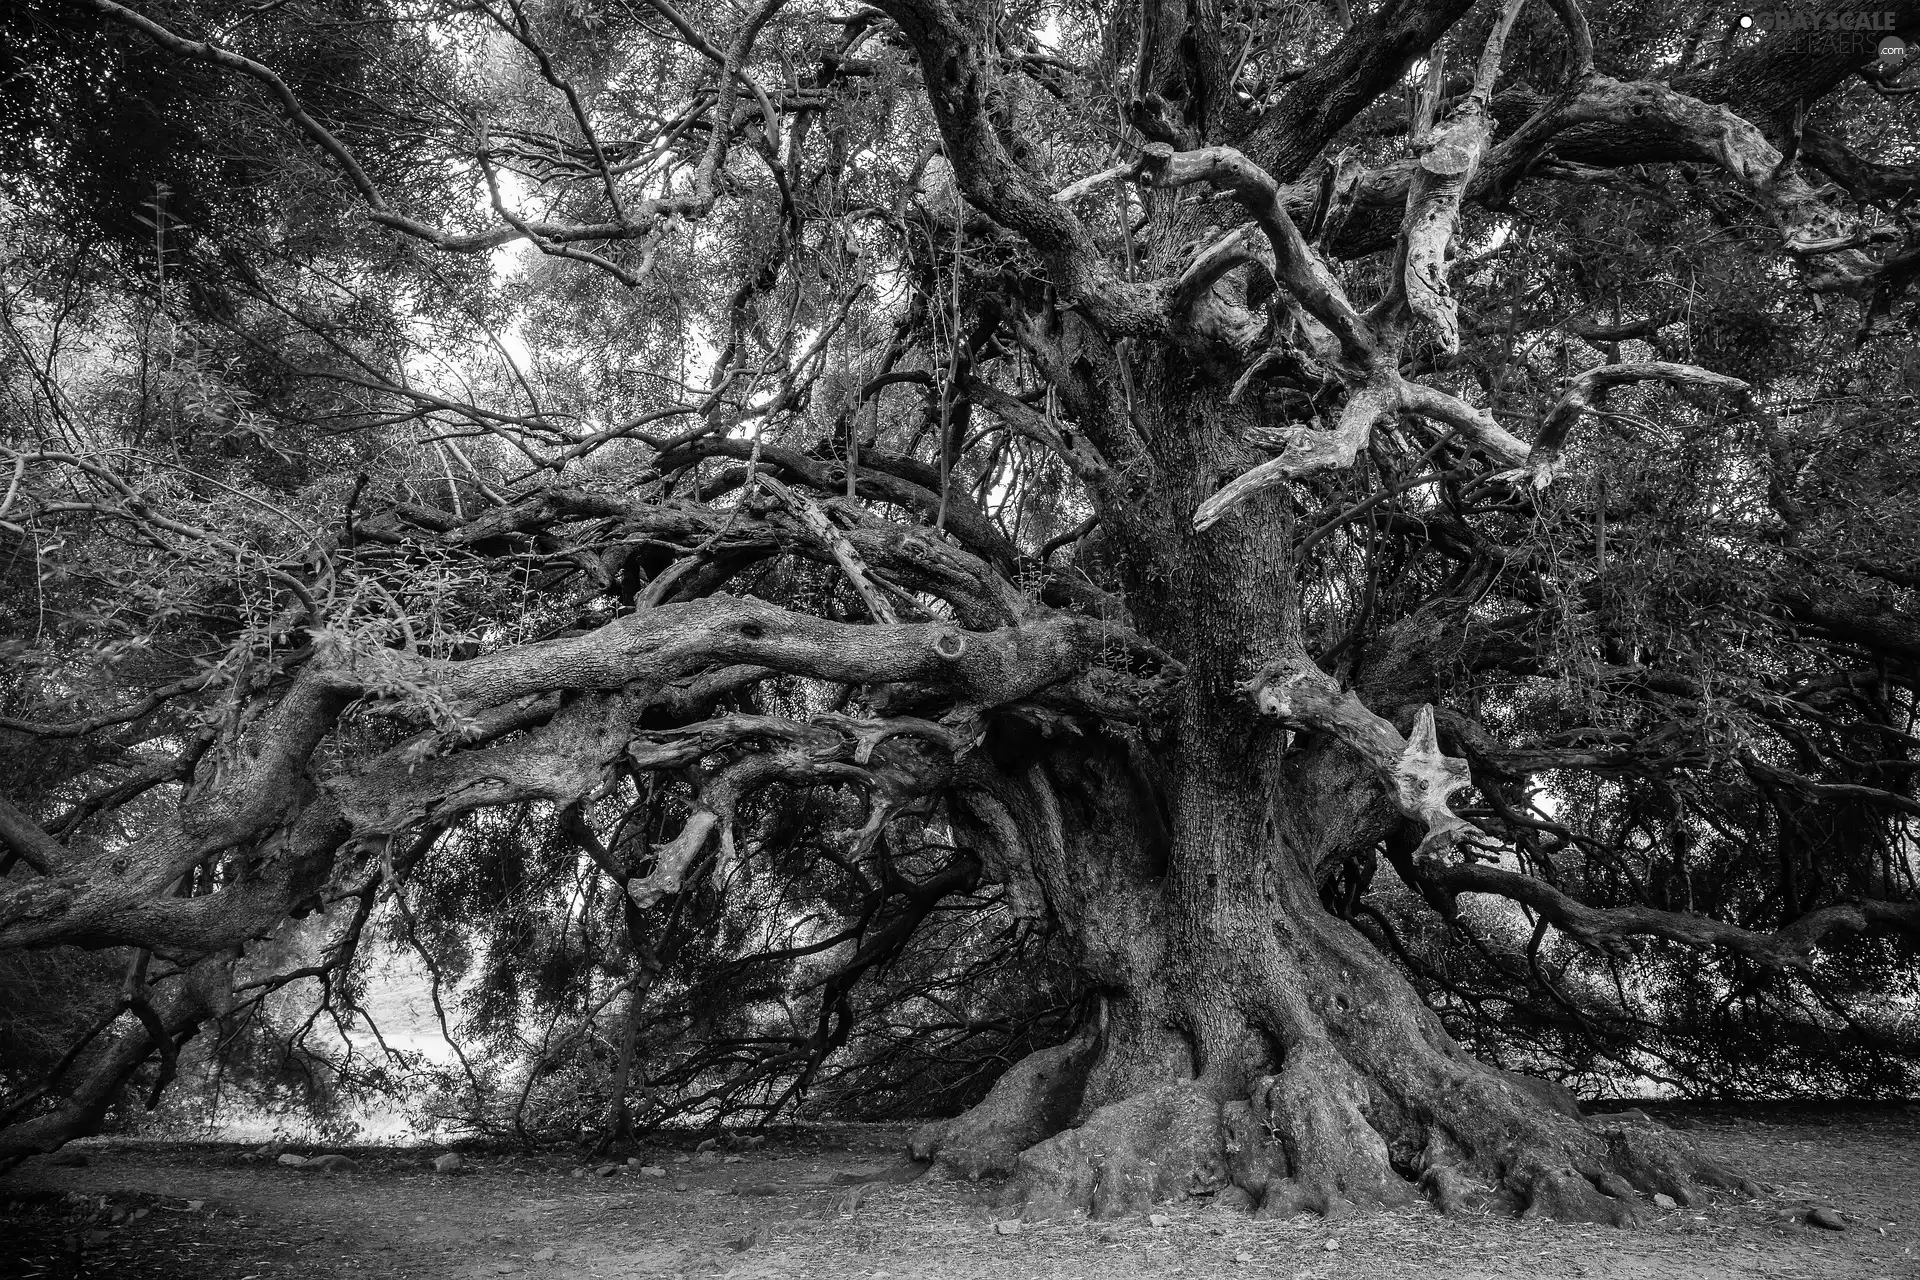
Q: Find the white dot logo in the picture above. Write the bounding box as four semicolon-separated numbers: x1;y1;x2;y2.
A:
1880;33;1909;68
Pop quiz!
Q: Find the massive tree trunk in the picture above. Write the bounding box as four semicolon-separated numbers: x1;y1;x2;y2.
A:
912;368;1733;1223
15;0;1916;1208
919;737;1734;1223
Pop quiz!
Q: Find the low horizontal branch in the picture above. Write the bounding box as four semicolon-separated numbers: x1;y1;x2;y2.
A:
1431;861;1920;970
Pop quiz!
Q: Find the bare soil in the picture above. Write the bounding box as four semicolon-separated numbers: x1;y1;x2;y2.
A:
3;1102;1916;1280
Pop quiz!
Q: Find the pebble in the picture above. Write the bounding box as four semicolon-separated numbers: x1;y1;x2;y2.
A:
639;1165;667;1177
1324;1239;1342;1252
993;1219;1022;1235
569;1169;586;1180
1149;1213;1173;1227
1652;1193;1678;1209
532;1247;556;1261
594;1164;620;1178
434;1153;463;1174
277;1154;308;1168
1234;1252;1254;1263
1808;1207;1847;1231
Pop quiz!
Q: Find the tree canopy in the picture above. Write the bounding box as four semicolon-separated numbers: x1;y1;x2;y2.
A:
2;0;1918;1223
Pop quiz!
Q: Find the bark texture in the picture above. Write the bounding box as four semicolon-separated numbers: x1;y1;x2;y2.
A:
925;743;1736;1221
911;342;1739;1221
8;0;1916;1199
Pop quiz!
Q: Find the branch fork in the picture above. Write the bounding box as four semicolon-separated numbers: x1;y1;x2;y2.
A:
1241;654;1476;865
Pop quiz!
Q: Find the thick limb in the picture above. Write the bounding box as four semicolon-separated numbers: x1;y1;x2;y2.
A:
0;954;232;1169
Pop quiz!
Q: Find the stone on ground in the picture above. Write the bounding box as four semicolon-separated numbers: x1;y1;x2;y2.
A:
992;1219;1021;1235
434;1153;463;1173
1652;1193;1678;1209
277;1154;308;1168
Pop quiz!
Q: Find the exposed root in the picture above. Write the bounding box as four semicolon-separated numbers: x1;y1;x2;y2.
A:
958;1054;1747;1225
1413;1087;1743;1225
909;942;1740;1227
1014;1083;1228;1220
907;1031;1094;1180
1496;1068;1584;1120
1228;1044;1420;1217
1589;1111;1741;1203
1516;1162;1636;1225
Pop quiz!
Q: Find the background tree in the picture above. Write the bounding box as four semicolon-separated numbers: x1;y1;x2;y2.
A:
2;0;1917;1226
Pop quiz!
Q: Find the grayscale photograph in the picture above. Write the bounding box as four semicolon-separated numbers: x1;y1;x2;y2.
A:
1;0;1917;1275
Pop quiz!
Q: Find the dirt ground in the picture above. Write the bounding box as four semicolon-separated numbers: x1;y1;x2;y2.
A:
3;1102;1917;1280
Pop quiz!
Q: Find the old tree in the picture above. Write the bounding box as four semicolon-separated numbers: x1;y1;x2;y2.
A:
4;0;1920;1224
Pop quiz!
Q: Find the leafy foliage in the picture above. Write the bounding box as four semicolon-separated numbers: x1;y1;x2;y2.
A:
1;0;1916;1158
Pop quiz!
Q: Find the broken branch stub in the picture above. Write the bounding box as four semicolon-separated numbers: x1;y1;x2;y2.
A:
1394;705;1476;863
1242;658;1475;865
1193;376;1397;531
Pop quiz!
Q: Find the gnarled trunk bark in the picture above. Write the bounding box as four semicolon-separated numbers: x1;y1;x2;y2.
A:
912;361;1735;1224
917;746;1734;1222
